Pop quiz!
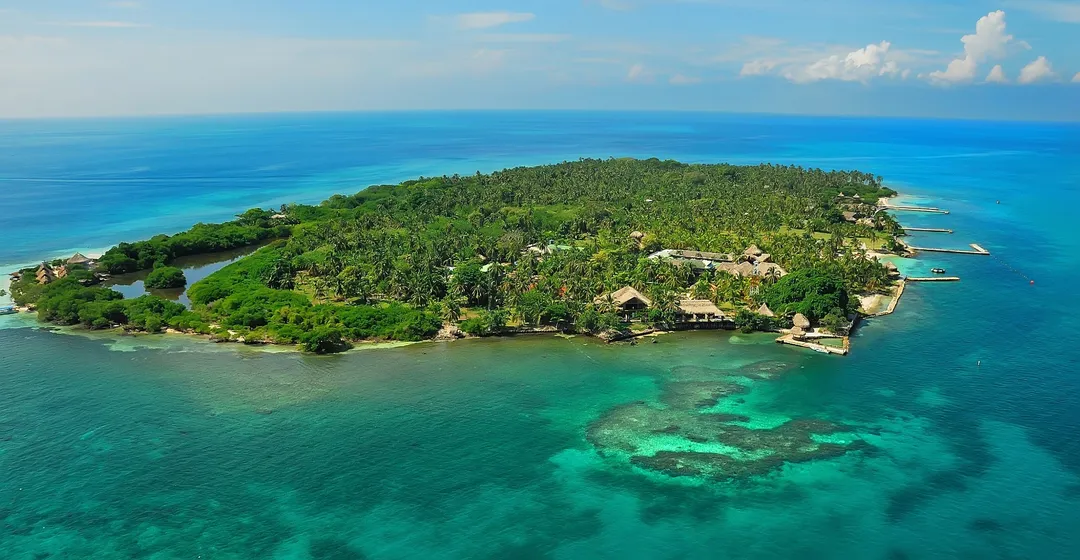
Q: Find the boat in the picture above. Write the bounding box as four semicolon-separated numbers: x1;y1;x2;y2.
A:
0;305;17;315
931;268;947;274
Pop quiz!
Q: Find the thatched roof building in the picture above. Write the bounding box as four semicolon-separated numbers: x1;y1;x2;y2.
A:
715;261;787;279
596;286;652;310
789;326;807;339
36;263;56;285
677;299;723;316
757;303;776;317
67;253;93;266
649;249;732;263
675;299;726;323
629;231;645;240
743;245;763;258
793;313;811;329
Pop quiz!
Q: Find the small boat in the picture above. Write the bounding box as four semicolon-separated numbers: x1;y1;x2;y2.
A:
0;305;17;315
931;268;947;274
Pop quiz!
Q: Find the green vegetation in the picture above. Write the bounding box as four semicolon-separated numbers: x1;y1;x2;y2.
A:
762;266;855;322
97;210;290;274
15;159;902;353
30;277;193;332
145;266;187;289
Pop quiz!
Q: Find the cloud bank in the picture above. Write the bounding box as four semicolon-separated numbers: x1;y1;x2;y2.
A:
1018;56;1055;84
454;12;535;30
928;10;1016;85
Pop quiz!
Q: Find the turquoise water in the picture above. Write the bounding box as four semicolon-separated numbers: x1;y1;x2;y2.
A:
2;113;1080;558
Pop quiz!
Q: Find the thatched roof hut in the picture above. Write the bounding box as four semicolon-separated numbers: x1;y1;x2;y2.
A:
629;231;645;240
67;253;92;265
757;303;776;317
793;313;811;329
597;286;652;309
743;245;763;258
677;299;724;318
36;263;56;285
789;326;807;339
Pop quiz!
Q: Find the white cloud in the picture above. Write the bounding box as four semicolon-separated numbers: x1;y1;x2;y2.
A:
1018;56;1055;84
1013;1;1080;23
454;12;534;30
780;41;902;84
669;73;701;85
928;10;1016;85
739;59;778;76
985;64;1008;83
1073;72;1080;83
627;63;646;81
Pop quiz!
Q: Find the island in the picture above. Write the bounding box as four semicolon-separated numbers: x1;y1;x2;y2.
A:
8;158;907;354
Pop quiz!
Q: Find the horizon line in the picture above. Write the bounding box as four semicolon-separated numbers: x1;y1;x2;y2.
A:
1;108;1078;126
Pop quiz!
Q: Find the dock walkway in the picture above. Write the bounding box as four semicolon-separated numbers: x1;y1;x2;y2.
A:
776;335;849;356
906;277;961;282
908;243;990;255
883;205;950;214
904;227;953;233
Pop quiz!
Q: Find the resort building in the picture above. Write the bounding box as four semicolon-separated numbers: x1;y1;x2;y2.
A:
67;253;94;267
675;300;727;324
524;242;576;258
757;303;776;317
596;286;652;321
36;263;56;285
650;246;786;279
648;249;733;263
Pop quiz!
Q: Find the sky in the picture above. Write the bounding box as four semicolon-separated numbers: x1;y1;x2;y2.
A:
0;1;1078;120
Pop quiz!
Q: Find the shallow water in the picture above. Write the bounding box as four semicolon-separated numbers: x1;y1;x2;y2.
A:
105;244;263;305
1;113;1079;559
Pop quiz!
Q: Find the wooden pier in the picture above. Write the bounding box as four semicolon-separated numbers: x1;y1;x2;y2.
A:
883;205;950;214
906;277;961;282
776;334;849;356
908;243;990;255
904;227;953;233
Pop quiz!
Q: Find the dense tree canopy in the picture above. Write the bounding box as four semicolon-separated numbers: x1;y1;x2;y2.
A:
145;266;187;289
15;159;902;352
763;266;855;322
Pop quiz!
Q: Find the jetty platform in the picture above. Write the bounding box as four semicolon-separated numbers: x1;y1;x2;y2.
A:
883;205;950;214
908;243;990;255
904;227;953;233
907;277;961;282
776;334;849;356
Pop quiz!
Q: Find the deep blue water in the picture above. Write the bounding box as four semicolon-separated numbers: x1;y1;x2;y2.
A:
1;112;1079;559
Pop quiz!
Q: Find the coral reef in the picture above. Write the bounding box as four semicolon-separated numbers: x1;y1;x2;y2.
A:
587;360;871;481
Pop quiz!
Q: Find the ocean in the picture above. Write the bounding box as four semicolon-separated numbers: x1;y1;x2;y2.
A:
1;112;1079;559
